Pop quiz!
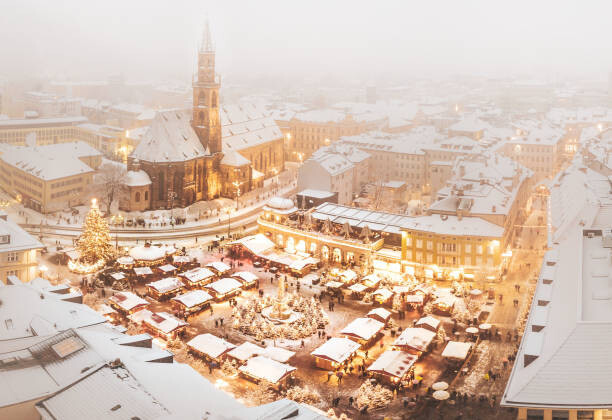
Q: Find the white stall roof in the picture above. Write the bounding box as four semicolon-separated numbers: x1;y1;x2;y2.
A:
341;317;384;341
109;292;149;312
415;316;441;330
367;351;417;378
187;334;235;359
171;290;213;308
393;328;436;352
206;261;231;274
311;337;361;363
232;271;258;284
261;346;296;363
441;341;472;361
367;307;392;321
180;267;215;284
142;312;187;334
229;233;275;255
206;278;242;295
133;267;153;276
227;342;264;362
172;255;191;264
348;283;368;293
239;356;296;384
158;264;177;273
146;277;184;294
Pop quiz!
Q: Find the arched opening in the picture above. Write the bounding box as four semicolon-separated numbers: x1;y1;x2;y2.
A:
309;242;317;254
276;234;284;247
321;246;329;261
144;191;149;201
296;240;306;253
135;191;140;202
198;111;204;122
198;91;206;106
211;91;218;108
285;237;295;253
332;248;342;263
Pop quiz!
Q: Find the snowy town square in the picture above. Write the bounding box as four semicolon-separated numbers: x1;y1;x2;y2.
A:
3;2;612;420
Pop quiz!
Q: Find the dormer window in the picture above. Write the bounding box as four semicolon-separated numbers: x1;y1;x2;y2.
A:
0;235;9;244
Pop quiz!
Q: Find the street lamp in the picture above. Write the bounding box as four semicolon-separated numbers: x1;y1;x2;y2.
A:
232;180;242;207
167;191;177;228
224;207;233;239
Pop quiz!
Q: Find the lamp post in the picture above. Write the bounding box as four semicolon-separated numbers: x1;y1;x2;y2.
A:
168;191;177;229
225;207;233;240
232;180;242;207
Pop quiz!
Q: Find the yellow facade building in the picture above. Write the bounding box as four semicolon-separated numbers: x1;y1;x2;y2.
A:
0;212;43;283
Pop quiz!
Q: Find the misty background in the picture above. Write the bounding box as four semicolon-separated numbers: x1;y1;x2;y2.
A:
1;0;611;85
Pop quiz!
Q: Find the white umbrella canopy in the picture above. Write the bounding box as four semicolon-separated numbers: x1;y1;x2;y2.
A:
433;390;450;400
465;327;479;334
479;323;492;330
432;381;449;391
469;289;483;296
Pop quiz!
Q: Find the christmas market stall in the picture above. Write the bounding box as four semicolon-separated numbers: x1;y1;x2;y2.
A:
288;257;320;277
372;288;394;306
367;350;418;386
415;315;441;333
362;273;382;290
238;356;296;389
227;341;265;364
187;333;236;363
145;277;185;300
325;280;344;292
206;261;232;276
116;256;135;269
367;307;392;325
348;283;368;299
133;266;154;279
339;269;358;285
441;341;473;364
179;267;216;289
171;289;213;315
311;337;361;370
402;293;425;311
392;327;436;354
141;311;187;340
433;295;456;315
108;291;150;315
340;317;385;346
172;255;191;266
206;277;243;301
231;271;258;289
96;303;119;324
261;346;296;364
157;264;178;276
228;233;275;259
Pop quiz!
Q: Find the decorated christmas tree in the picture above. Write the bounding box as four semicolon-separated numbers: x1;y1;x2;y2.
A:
77;198;114;264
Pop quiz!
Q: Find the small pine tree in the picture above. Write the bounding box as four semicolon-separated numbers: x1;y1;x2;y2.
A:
77;199;114;263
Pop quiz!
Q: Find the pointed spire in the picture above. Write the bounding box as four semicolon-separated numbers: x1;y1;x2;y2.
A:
200;19;214;52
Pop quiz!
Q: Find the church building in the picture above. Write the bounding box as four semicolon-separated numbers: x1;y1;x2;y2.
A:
123;22;284;211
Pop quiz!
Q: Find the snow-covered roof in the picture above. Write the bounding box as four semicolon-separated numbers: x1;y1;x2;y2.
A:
415;315;441;331
297;189;337;199
171;290;212;309
205;261;231;274
206;277;242;295
221;103;282;152
146;277;183;294
393;328;436;352
0;115;87;129
340;317;384;341
108;291;149;312
293;109;347;123
129;244;175;261
367;307;392;322
133;267;153;276
0;215;43;253
130;110;209;163
227;341;264;362
348;283;368;293
311;337;361;363
367;350;418;378
261;346;296;363
0;143;95;181
232;271;258;284
179;267;216;284
220;149;251;166
141;311;187;334
239;356;295;384
441;341;472;361
124;169;151;187
186;333;235;359
158;264;177;273
502;221;612;409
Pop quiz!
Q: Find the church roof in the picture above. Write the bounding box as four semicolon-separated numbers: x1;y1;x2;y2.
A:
220;150;251;167
221;103;282;152
130;110;209;163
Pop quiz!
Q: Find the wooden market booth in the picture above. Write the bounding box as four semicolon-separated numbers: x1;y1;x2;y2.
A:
205;277;243;301
311;337;361;370
187;333;236;363
171;289;213;315
180;267;216;289
367;350;418;386
145;277;185;300
340;317;385;347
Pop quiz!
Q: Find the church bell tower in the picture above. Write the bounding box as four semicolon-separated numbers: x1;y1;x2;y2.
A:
192;20;222;155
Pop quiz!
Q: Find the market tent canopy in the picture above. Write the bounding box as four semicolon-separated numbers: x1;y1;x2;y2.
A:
348;283;368;293
146;277;184;294
187;333;236;359
261;346;296;363
442;341;473;361
238;356;296;384
415;316;441;331
158;264;177;273
142;311;187;334
206;261;232;274
367;307;392;322
109;291;149;312
110;272;125;281
180;267;215;284
172;255;191;264
325;281;344;289
206;278;242;296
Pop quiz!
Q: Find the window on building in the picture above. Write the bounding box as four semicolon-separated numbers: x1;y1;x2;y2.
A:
135;192;140;202
476;245;483;254
7;252;18;262
464;244;471;253
416;239;423;249
426;241;433;250
144;191;149;201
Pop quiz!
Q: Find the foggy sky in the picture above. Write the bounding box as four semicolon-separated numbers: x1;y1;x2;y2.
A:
1;0;611;84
